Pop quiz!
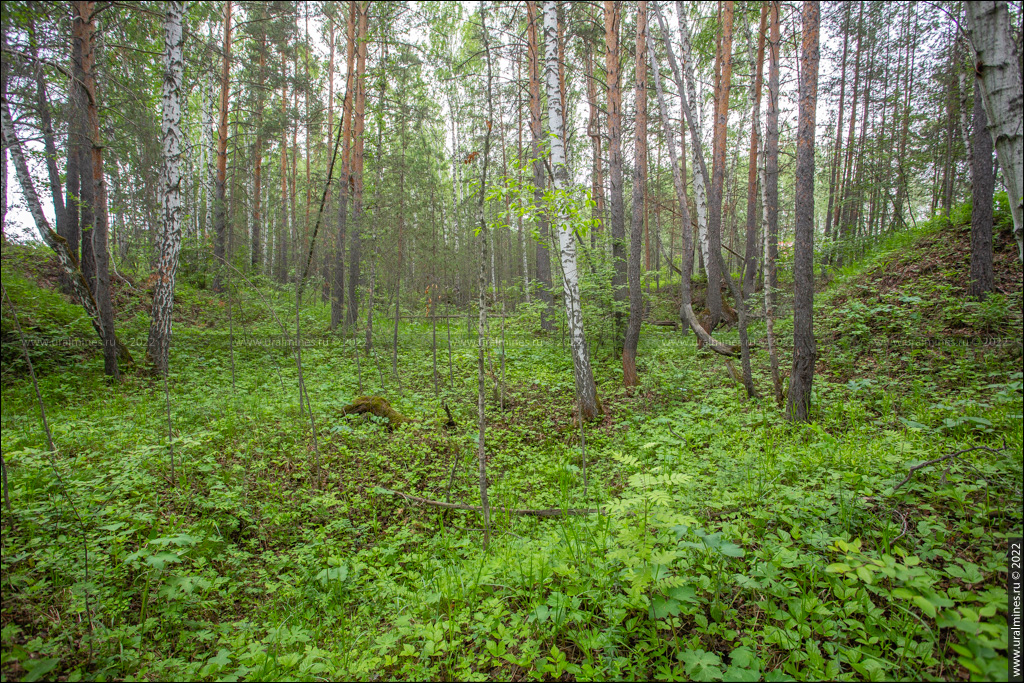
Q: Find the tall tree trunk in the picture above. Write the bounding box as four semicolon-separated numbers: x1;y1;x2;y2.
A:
213;1;232;292
475;3;495;549
823;2;850;257
74;0;118;377
392;118;407;381
584;44;604;248
965;1;1024;260
649;4;737;358
759;63;783;404
765;1;781;297
623;1;647;388
516;54;531;302
2;100;133;366
252;23;266;270
970;75;995;299
322;17;335;302
673;3;712;300
72;2;95;293
278;71;289;283
743;3;767;294
787;0;819;422
835;2;863;265
28;31;69;247
347;2;369;327
147;1;185;375
605;1;627;333
706;0;734;326
0;24;6;241
333;3;357;331
544;0;600;420
528;1;554;330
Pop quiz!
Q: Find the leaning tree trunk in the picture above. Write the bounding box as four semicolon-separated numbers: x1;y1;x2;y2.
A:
147;1;186;375
965;1;1023;261
787;0;819;422
2;100;133;365
674;2;712;299
543;0;600;420
969;74;995;300
649;4;737;359
623;1;647;388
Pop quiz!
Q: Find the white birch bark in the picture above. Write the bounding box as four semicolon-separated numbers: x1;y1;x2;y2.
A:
674;1;711;276
965;1;1023;260
147;1;185;374
202;71;215;240
543;0;599;420
647;18;737;358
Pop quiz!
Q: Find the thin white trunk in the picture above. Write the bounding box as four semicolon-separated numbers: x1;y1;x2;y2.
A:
147;1;185;374
648;13;737;358
203;70;216;240
674;2;711;276
543;0;599;420
966;1;1023;260
759;117;783;405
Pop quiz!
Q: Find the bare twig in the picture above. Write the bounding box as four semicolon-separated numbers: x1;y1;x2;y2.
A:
891;445;1008;492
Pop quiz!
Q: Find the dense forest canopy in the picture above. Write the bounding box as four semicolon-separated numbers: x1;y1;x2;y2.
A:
1;1;1022;681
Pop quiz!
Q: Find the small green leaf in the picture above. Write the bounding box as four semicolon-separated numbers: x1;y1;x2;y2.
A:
912;595;937;618
21;658;60;682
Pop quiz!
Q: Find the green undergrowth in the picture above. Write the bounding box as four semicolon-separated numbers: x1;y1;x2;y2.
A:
1;222;1021;681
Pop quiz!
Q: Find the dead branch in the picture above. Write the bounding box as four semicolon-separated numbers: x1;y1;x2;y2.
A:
891;445;1008;492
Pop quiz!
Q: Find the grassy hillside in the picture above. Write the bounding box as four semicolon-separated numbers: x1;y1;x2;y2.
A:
1;214;1021;681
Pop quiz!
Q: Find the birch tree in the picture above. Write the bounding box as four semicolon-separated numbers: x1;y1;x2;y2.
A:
147;0;186;375
965;1;1023;260
672;2;712;294
706;0;735;327
543;0;599;420
649;5;738;358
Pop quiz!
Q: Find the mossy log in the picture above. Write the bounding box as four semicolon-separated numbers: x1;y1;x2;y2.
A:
341;396;411;430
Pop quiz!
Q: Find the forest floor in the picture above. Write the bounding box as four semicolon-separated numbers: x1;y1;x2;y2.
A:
1;211;1022;682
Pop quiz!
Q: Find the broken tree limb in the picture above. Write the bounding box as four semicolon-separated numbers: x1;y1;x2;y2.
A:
891;444;1007;492
340;396;410;429
376;488;603;518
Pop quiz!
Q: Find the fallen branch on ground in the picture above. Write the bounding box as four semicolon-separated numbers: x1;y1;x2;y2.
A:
891;444;1008;492
376;488;603;518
